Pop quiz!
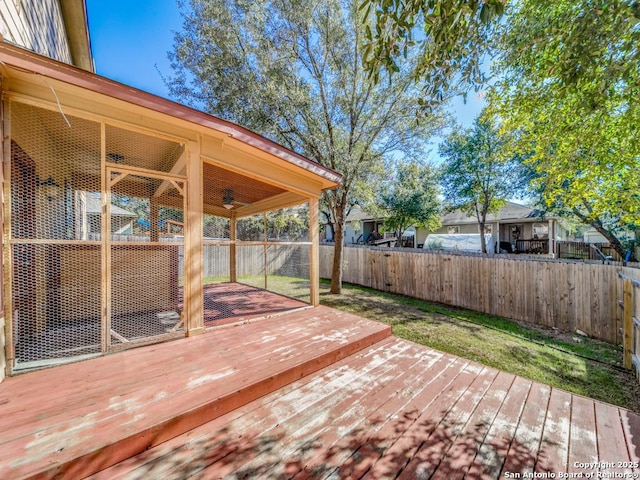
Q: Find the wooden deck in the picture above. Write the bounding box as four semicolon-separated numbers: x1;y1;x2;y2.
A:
1;307;639;479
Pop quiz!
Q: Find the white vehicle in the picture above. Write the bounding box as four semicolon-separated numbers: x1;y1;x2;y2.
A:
423;233;496;253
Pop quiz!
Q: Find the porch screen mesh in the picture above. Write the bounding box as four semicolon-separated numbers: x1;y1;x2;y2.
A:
9;102;102;366
7;100;186;369
201;161;311;327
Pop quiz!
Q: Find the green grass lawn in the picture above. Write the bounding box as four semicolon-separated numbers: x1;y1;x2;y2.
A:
319;280;640;413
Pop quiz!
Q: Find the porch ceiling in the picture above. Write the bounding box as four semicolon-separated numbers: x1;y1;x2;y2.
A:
9;99;309;217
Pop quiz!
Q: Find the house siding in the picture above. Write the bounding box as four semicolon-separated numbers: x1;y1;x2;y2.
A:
0;0;73;64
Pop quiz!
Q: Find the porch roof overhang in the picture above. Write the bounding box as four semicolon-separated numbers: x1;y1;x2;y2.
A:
0;42;341;218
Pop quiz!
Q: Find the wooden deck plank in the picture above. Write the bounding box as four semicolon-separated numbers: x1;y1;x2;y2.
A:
0;306;391;480
395;366;499;480
362;362;482;479
0;311;355;437
499;381;551;477
536;388;572;474
91;341;639;480
429;371;515;480
595;402;634;477
283;350;459;479
334;355;471;480
93;336;407;480
188;340;435;479
568;395;598;474
620;409;640;465
464;375;532;480
2;307;639;480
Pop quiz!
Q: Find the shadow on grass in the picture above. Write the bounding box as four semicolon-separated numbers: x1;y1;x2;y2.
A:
320;283;640;413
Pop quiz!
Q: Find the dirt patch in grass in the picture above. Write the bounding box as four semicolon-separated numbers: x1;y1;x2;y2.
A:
320;281;640;413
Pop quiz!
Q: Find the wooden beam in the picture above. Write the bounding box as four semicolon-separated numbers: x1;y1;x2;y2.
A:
153;149;187;198
105;162;187;182
101;122;111;354
623;278;633;369
184;140;204;336
150;197;159;243
2;98;15;373
309;198;320;306
234;191;309;218
229;212;237;283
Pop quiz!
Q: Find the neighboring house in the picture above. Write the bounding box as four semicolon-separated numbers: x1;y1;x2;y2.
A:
0;0;93;71
83;192;136;236
331;202;568;254
322;206;408;246
417;201;565;254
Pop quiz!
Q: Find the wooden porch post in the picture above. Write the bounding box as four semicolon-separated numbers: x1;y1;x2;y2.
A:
185;140;204;336
548;219;554;256
229;211;237;283
150;197;159;242
309;197;320;306
623;278;633;369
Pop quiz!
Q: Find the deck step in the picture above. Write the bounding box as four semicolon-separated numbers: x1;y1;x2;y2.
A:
0;306;391;480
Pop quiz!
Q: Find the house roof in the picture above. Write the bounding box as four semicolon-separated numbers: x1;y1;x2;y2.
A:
442;201;551;225
344;205;386;223
85;193;136;217
0;42;342;190
345;201;553;225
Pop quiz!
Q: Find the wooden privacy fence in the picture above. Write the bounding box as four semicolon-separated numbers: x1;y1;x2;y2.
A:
320;245;640;345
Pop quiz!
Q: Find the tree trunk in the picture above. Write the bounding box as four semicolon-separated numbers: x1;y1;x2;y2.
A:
330;222;345;294
573;210;637;262
479;220;487;253
322;210;335;241
590;223;636;262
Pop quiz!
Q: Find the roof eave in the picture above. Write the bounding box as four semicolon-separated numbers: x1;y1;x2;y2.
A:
0;42;342;189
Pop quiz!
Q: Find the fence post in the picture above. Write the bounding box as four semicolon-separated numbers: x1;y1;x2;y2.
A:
623;278;633;369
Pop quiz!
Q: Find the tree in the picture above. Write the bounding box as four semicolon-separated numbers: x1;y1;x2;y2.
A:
168;0;442;293
439;115;524;253
489;0;640;260
379;161;441;246
360;0;506;107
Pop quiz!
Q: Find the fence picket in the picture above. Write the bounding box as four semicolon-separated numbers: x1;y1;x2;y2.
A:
320;245;640;344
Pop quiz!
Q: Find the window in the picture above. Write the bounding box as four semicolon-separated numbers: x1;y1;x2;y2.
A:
447;226;459;234
532;223;549;239
480;224;493;234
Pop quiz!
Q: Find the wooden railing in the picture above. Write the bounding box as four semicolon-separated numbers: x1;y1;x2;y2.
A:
515;239;549;254
556;241;623;261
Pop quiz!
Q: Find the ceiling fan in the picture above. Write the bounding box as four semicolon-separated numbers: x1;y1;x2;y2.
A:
222;189;251;209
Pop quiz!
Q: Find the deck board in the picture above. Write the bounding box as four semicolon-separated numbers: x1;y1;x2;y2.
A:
96;337;640;480
1;306;639;480
0;306;391;479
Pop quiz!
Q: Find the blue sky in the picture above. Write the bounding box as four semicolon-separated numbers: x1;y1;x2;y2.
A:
86;0;484;139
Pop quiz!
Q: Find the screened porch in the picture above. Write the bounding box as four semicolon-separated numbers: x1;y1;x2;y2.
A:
1;45;339;374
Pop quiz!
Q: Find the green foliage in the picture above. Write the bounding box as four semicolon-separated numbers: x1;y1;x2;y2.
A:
360;0;506;107
168;0;444;291
439;114;524;251
489;0;640;258
378;160;441;242
236;209;309;241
